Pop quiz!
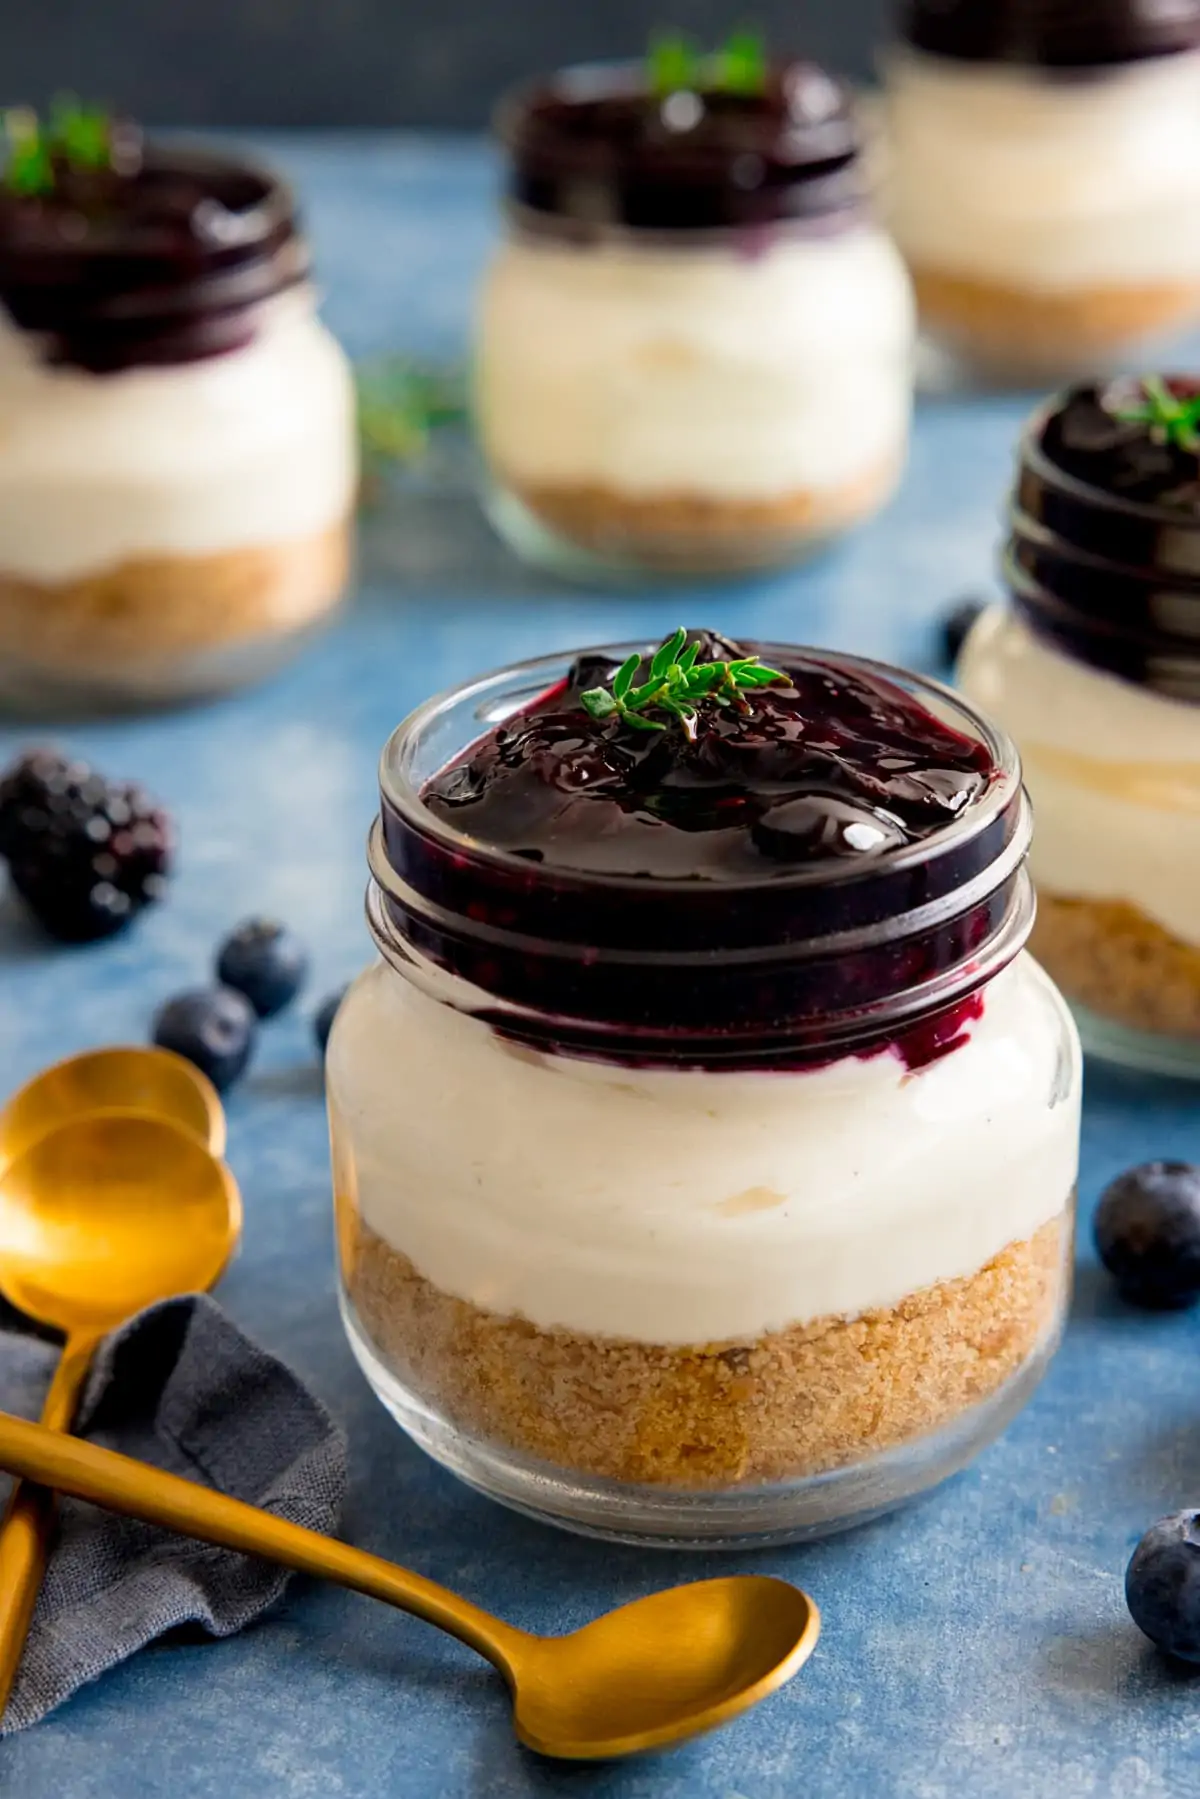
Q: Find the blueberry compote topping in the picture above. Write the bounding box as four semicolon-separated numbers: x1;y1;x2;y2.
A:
423;631;991;882
501;61;863;233
0;144;305;373
377;635;1028;1073
1044;380;1200;511
1006;381;1200;699
899;0;1200;68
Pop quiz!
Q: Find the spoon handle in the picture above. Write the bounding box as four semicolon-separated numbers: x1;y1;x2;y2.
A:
0;1407;523;1679
0;1332;98;1719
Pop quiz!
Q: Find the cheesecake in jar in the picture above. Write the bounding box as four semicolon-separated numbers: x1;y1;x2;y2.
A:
475;56;914;579
327;629;1081;1545
883;0;1200;378
0;112;356;709
960;378;1200;1076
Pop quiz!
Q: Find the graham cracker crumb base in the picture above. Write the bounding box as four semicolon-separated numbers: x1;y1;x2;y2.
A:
1032;892;1200;1040
911;265;1200;373
496;458;901;572
0;519;351;684
342;1209;1069;1488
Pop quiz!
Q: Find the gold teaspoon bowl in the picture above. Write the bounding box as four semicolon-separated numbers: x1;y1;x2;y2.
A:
0;1112;242;1716
0;1411;821;1760
0;1045;225;1178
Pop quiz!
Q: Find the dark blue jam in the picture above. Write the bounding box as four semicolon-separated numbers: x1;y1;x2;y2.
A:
1005;381;1200;702
424;631;991;879
0;143;306;374
900;0;1200;67
501;61;864;234
380;635;1023;1073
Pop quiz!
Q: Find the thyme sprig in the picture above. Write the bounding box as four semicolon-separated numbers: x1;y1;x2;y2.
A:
648;28;768;99
2;99;113;196
1112;377;1200;455
355;355;469;471
581;627;785;740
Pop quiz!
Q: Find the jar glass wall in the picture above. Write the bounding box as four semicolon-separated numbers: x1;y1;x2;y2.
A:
0;146;357;711
327;643;1081;1546
882;31;1200;380
475;64;914;581
959;379;1200;1077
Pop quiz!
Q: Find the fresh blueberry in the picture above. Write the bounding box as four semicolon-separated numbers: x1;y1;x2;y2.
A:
1126;1512;1200;1661
152;987;257;1092
940;598;988;667
314;985;349;1056
1094;1161;1200;1309
215;917;309;1018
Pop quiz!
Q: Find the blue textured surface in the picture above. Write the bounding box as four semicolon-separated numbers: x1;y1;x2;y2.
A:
3;136;1200;1798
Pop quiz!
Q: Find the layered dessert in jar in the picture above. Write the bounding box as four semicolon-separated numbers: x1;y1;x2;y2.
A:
960;377;1200;1074
883;0;1200;376
327;628;1081;1544
475;42;914;578
0;107;356;709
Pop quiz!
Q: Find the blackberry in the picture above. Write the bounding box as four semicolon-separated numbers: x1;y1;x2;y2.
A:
0;748;174;943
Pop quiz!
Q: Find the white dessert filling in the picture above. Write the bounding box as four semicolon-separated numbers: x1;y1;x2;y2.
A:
882;48;1200;290
959;607;1200;948
0;290;356;582
327;953;1079;1346
474;225;914;502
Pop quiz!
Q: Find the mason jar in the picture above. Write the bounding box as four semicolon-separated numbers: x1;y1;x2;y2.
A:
882;1;1200;378
959;378;1200;1077
0;138;356;710
326;636;1081;1546
474;62;914;581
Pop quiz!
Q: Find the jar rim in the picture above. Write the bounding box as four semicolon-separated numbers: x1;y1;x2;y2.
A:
1019;387;1200;531
371;640;1031;1064
378;638;1024;899
491;58;864;234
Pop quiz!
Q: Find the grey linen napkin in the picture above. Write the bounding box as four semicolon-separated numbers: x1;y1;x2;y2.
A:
0;1294;347;1734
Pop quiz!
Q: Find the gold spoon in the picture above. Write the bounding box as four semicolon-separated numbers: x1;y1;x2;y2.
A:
0;1113;242;1717
0;1409;820;1760
0;1044;225;1176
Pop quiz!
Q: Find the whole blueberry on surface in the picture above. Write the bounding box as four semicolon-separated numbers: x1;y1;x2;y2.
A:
1094;1161;1200;1309
314;985;349;1056
215;917;309;1018
1126;1512;1200;1662
940;597;987;667
152;988;257;1092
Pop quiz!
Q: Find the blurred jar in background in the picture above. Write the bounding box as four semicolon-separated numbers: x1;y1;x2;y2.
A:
475;55;915;581
0;120;356;711
883;0;1200;380
958;377;1200;1078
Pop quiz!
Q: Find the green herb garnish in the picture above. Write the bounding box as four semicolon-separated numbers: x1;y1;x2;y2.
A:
2;98;113;196
3;109;52;197
581;627;785;740
648;31;703;96
710;28;768;96
647;27;769;98
1112;377;1200;455
355;355;469;474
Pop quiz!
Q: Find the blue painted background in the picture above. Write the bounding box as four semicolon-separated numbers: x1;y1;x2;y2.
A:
0;2;891;127
2;138;1199;1797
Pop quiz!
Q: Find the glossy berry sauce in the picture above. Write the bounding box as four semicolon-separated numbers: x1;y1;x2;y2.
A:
424;630;991;880
501;61;864;234
1006;381;1200;701
0;143;306;374
380;635;1025;1074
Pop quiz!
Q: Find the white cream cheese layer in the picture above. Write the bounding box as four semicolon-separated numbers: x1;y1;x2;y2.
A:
959;607;1200;947
475;225;914;501
883;48;1200;289
327;953;1079;1346
0;292;356;581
